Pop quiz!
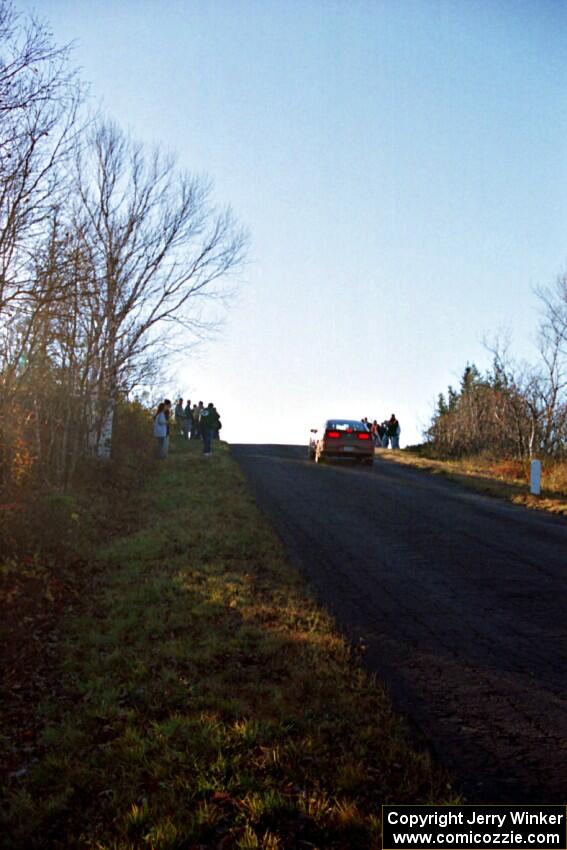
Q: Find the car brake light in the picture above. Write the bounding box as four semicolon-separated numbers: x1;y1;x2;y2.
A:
357;432;370;440
326;430;341;439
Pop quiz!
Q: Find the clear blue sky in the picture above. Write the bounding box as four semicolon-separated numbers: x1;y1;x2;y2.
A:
22;0;567;444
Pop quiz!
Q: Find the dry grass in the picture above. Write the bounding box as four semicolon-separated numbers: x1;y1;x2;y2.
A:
377;448;567;515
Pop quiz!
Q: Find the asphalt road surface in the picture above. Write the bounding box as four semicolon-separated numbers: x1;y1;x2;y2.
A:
231;443;567;803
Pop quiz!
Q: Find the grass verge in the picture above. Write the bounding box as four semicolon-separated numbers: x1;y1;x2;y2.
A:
377;449;567;515
2;436;457;849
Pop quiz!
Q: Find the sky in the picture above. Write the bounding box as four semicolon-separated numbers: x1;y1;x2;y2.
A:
20;0;567;445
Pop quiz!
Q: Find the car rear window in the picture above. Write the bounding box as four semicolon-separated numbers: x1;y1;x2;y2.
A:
327;420;367;431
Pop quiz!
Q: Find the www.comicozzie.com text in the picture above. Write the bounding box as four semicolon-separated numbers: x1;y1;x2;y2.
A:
384;808;566;848
387;811;565;830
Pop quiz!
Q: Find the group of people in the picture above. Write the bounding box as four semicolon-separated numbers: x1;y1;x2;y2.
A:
153;397;222;458
361;414;401;449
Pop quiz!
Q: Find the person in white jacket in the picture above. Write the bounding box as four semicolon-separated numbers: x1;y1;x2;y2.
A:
153;402;168;458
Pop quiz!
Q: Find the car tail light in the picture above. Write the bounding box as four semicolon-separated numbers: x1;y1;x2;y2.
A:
357;432;370;440
326;430;341;439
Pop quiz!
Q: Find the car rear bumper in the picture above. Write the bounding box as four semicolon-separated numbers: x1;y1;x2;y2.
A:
322;446;373;459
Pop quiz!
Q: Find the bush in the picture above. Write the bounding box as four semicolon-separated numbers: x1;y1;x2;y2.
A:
111;398;155;469
0;489;87;566
0;400;155;565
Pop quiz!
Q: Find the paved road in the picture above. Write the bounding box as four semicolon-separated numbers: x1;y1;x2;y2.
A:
231;444;567;803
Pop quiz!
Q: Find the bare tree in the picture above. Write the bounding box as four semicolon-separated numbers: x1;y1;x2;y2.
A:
537;274;567;356
0;0;83;378
0;3;86;491
73;121;248;456
530;305;567;455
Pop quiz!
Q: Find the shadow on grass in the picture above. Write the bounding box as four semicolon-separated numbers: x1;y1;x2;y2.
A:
2;438;455;850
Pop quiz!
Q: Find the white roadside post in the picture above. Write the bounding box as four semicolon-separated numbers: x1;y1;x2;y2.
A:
530;459;541;496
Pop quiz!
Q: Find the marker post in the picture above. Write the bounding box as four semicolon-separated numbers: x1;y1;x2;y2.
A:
530;459;541;496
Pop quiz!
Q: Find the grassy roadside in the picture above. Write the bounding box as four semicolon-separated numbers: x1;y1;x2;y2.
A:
376;449;567;516
2;435;457;849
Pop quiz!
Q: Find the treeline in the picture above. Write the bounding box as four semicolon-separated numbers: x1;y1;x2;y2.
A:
426;284;567;459
0;2;246;499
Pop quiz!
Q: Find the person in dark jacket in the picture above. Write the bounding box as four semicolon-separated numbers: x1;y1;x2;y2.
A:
200;403;220;456
211;405;221;439
183;399;193;439
387;414;401;449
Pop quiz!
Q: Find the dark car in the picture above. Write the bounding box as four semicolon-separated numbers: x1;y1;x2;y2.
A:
309;419;374;466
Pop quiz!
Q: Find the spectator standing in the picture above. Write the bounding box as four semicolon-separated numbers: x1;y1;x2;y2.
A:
200;403;220;456
174;398;184;435
377;421;387;448
190;402;200;439
163;399;172;454
387;414;401;449
197;401;204;437
370;420;379;446
183;399;193;439
211;404;221;439
153;402;168;458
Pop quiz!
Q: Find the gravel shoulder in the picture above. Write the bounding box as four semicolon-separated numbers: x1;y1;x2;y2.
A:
231;443;567;803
